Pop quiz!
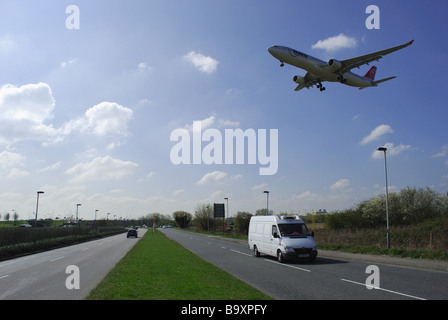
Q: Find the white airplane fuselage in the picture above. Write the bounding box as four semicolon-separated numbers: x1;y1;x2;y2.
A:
268;46;373;88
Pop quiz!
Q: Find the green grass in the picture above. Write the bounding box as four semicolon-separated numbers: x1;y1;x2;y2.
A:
86;230;272;300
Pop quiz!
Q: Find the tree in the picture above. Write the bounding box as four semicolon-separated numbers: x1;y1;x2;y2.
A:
234;211;252;235
255;208;274;216
193;203;214;231
173;211;192;228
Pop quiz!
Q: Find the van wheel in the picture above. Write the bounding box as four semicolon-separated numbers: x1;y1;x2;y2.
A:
277;250;284;263
254;246;260;257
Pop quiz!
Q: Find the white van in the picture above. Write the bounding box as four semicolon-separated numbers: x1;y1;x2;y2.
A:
248;215;317;262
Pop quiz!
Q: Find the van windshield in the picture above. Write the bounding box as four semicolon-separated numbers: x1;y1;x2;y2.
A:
278;223;309;238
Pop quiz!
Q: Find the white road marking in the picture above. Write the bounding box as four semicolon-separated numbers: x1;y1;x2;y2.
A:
264;259;311;272
340;278;426;300
230;249;253;257
50;256;64;262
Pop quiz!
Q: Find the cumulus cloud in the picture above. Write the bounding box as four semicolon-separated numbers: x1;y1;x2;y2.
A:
184;51;219;74
360;124;394;145
312;33;358;52
196;171;227;185
65;156;138;183
0;83;133;148
0;82;58;145
85;102;133;137
63;101;133;138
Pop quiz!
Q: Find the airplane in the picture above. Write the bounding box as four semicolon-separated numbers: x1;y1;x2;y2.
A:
268;40;414;92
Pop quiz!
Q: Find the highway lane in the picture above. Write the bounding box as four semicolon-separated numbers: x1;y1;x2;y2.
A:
0;229;145;300
159;228;448;300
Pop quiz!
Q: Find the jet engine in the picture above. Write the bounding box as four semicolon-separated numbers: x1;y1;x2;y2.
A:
328;59;343;71
293;75;305;84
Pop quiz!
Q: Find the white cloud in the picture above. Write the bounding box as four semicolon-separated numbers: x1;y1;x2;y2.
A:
184;51;219;74
196;171;227;185
0;82;58;145
85;102;133;137
60;58;78;69
330;178;351;191
252;183;268;191
63;101;133;139
137;62;152;73
312;33;358;52
433;144;448;158
371;142;411;159
291;191;320;201
0;151;29;179
38;161;62;172
184;115;240;132
65;156;138;183
360;124;394;145
0;151;25;169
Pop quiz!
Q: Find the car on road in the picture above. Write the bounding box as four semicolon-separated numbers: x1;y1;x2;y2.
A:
127;228;138;238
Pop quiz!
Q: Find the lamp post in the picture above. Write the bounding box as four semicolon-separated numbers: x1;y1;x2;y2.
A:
34;191;44;244
76;203;81;222
263;191;269;215
377;147;390;249
224;197;229;219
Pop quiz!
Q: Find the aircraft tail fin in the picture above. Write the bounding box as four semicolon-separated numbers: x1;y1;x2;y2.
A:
364;66;377;80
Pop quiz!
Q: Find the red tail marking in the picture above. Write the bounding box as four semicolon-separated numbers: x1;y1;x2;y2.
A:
364;66;377;80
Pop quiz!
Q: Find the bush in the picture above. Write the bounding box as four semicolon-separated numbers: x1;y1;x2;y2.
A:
326;187;448;230
233;212;252;235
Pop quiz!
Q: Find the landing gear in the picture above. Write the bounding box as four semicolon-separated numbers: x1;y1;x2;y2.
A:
280;62;284;67
337;75;347;83
316;82;326;92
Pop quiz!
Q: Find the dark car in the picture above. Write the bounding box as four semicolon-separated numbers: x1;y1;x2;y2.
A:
127;228;138;238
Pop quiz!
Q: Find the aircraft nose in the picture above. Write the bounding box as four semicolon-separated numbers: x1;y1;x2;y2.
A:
267;46;277;55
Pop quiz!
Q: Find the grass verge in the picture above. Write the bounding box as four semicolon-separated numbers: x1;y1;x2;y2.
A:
86;229;272;300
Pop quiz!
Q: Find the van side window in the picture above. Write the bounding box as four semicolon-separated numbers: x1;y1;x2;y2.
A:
272;225;278;237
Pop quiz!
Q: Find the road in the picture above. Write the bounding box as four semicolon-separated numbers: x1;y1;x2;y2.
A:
0;229;145;300
159;228;448;300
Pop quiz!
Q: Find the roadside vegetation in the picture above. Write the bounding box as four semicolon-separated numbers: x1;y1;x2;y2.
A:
172;187;448;261
2;186;447;261
0;220;127;260
86;229;272;300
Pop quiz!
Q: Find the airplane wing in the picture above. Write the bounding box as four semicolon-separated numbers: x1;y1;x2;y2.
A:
338;40;414;74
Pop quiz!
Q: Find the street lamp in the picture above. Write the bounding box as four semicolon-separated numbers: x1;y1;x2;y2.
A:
263;191;269;215
377;146;390;249
35;191;44;227
76;203;81;222
34;191;44;244
224;197;229;219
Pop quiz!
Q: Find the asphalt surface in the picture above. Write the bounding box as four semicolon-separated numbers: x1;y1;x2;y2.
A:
0;229;145;300
159;228;448;300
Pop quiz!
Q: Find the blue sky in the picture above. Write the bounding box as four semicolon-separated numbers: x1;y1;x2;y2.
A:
0;0;447;220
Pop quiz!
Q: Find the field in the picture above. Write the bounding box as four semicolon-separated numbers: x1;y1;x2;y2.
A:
86;229;272;300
